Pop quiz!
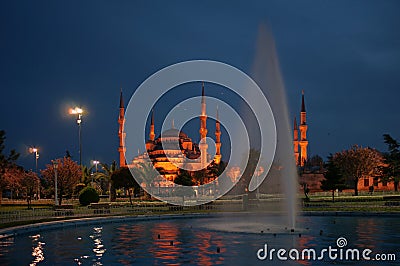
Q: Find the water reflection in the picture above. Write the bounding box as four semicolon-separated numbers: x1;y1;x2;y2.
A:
1;216;399;265
90;227;106;265
111;223;147;265
74;226;106;265
355;218;378;251
193;231;225;265
148;222;181;262
29;234;45;266
296;234;315;266
0;235;14;262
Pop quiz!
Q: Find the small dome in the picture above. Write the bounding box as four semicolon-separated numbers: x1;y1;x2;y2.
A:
159;128;189;139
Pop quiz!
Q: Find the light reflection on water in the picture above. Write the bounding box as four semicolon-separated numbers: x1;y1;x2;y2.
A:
0;215;399;265
29;234;45;266
74;226;106;266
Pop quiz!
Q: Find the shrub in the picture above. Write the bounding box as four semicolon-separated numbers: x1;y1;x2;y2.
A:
79;186;99;206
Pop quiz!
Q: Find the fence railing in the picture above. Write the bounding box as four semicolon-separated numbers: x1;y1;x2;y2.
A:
0;202;226;224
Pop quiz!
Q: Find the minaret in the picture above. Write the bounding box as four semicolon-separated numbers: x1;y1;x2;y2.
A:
149;109;155;141
214;107;222;164
293;117;300;165
118;89;126;167
199;82;208;169
299;90;308;166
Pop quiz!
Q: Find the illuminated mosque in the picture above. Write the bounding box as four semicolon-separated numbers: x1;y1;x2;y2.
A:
117;85;308;185
118;83;222;185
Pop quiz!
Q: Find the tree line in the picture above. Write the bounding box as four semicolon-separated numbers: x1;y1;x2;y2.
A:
0;130;145;207
2;128;400;206
321;134;400;201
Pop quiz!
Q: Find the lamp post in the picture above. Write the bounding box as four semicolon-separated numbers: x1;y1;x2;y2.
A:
69;107;83;166
91;160;100;185
29;147;39;173
52;160;59;206
92;160;100;172
29;147;40;199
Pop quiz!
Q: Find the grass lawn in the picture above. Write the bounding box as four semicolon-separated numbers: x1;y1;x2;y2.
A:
1;195;400;230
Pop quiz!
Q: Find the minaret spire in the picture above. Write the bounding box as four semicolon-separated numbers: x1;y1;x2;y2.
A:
119;88;124;108
149;109;155;141
293;117;299;165
299;90;308;166
214;106;222;164
118;88;126;167
201;81;205;103
199;82;208;169
301;89;306;113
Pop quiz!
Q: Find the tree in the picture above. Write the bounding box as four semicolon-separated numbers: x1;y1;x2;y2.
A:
206;161;227;182
94;161;117;201
111;167;140;205
0;130;20;204
238;148;261;194
21;170;40;209
73;183;86;196
81;165;94;185
306;155;324;170
382;134;400;192
333;145;383;196
130;161;159;200
174;170;195;203
41;157;81;205
321;154;347;202
175;170;194;186
3;166;24;199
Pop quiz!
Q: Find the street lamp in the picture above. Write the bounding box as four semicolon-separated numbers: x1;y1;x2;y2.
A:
52;160;59;206
69;107;83;166
91;160;100;185
29;147;39;174
92;160;100;172
29;147;40;200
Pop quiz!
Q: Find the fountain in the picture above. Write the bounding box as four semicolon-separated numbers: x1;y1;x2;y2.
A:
250;24;299;230
198;24;299;233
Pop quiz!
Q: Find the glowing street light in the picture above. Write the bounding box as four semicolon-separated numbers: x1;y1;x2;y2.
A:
69;107;84;166
29;147;40;199
29;147;39;174
91;160;100;186
92;160;100;172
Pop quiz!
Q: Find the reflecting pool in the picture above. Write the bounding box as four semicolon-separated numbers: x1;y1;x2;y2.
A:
0;214;399;265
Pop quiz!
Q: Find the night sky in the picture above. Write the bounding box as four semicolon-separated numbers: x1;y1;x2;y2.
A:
1;1;399;171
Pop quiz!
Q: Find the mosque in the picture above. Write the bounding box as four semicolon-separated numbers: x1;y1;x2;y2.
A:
118;83;222;185
117;84;308;185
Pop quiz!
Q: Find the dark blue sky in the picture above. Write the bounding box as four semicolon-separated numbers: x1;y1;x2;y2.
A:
1;0;399;170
